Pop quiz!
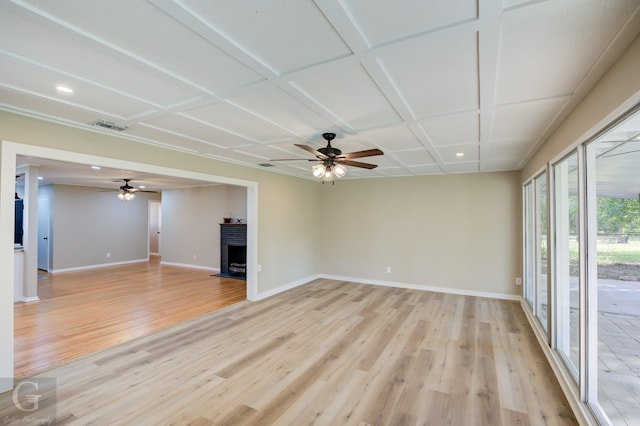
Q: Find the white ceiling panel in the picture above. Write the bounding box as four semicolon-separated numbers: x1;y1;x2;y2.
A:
125;123;227;156
495;0;640;104
420;111;479;147
485;158;521;171
489;140;532;160
0;8;199;107
226;85;335;137
234;143;300;162
439;144;479;164
142;114;253;149
0;86;118;128
408;164;444;175
379;30;479;118
491;98;568;141
183;102;295;143
1;54;157;119
389;149;435;167
359;125;423;151
342;0;478;47
378;167;412;177
1;0;639;184
289;61;400;129
183;0;351;73
446;162;480;174
18;0;263;92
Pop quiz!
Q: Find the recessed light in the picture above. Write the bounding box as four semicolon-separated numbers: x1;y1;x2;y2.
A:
456;152;464;157
138;185;146;189
91;165;101;170
56;85;73;94
37;176;43;180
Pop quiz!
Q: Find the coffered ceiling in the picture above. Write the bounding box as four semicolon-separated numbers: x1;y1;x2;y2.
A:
2;0;640;182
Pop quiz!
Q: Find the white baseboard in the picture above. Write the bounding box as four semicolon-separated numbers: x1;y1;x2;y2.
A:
160;261;219;272
14;296;39;303
253;274;520;302
254;274;321;300
319;274;521;301
50;258;149;274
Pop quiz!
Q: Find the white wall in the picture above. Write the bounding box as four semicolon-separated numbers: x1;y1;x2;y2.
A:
318;171;522;297
161;184;246;269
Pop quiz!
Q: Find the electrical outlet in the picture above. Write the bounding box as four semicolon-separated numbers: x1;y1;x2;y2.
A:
193;254;197;260
257;264;262;272
516;277;522;286
386;266;392;274
106;252;110;258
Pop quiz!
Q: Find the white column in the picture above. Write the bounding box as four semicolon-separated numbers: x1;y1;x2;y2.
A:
18;165;39;300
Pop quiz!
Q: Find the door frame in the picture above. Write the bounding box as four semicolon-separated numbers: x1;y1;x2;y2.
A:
0;140;259;393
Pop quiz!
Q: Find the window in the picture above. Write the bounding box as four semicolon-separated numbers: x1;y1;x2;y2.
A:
553;152;580;379
523;171;549;335
535;172;549;333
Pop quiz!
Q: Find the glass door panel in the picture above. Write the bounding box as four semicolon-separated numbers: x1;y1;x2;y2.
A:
535;172;549;333
553;152;580;378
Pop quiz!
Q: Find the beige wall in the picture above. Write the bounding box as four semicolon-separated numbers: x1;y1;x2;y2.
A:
51;184;160;270
318;171;522;296
522;34;640;180
0;111;322;295
161;184;246;269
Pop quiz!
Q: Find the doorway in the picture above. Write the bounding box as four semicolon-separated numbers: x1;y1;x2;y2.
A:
37;195;50;271
149;200;161;256
1;141;258;394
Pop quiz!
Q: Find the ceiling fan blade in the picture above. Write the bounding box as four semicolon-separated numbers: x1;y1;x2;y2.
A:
336;159;378;170
294;144;328;159
340;148;384;160
269;158;319;162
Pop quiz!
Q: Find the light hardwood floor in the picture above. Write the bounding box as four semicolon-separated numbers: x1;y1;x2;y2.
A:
14;257;246;378
4;278;577;425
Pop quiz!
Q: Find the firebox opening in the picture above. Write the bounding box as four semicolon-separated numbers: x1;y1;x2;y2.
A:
227;245;246;277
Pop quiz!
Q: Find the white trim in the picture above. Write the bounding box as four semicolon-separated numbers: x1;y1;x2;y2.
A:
1;140;260;388
521;300;597;425
320;274;521;301
14;296;39;303
160;261;219;272
254;273;521;301
51;258;149;274
255;274;321;300
254;273;522;302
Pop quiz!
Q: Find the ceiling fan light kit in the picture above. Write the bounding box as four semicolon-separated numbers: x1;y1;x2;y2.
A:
117;190;135;201
271;132;383;185
113;178;157;201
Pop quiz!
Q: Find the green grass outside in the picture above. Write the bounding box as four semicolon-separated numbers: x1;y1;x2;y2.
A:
567;235;640;265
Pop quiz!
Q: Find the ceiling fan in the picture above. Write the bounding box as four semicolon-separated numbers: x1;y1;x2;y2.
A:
271;133;384;183
112;178;157;201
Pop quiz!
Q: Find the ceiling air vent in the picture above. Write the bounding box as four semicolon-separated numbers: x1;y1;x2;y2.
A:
90;119;128;132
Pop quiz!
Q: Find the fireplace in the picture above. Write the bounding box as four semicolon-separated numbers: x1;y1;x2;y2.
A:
220;224;246;278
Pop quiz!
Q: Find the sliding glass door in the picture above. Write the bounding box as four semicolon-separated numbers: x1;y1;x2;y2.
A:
523;106;640;425
553;152;580;380
523;171;549;337
534;172;549;333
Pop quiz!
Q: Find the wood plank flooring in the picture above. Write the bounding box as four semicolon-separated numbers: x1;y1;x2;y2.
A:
4;278;577;425
14;257;246;378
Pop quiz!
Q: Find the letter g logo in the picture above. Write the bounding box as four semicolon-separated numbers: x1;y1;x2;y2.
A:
12;380;41;412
